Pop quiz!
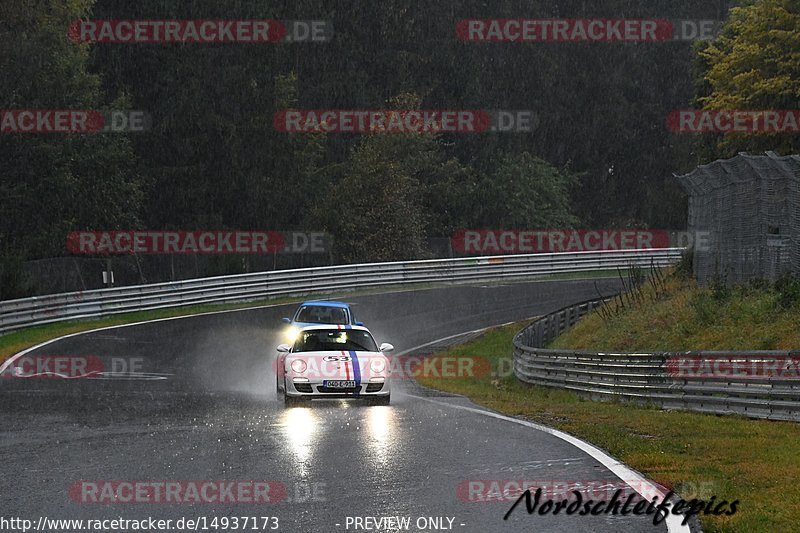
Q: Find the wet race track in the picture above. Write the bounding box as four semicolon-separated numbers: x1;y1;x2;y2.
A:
0;279;674;533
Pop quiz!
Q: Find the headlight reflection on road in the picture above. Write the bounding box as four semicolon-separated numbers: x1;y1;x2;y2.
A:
364;406;397;466
280;407;317;472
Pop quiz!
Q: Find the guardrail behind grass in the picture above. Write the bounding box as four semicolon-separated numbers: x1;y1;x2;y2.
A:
0;248;682;334
513;297;800;422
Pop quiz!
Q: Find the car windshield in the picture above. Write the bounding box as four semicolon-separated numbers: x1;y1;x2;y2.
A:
293;330;378;352
295;305;349;325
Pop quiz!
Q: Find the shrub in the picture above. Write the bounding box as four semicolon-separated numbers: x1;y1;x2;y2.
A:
774;274;800;309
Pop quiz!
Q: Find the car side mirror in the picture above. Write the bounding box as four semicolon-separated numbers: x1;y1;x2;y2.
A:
281;317;291;324
277;344;291;353
379;343;394;353
355;321;364;326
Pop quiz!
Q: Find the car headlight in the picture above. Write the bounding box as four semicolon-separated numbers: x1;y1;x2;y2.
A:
370;358;386;373
290;359;307;374
285;326;300;343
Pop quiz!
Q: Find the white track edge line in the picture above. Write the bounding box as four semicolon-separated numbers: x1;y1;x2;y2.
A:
0;302;291;375
394;319;536;356
409;395;690;533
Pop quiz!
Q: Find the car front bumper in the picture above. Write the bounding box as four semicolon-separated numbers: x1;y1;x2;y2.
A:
284;378;390;398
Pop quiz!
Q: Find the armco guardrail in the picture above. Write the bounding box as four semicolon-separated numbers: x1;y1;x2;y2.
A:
513;298;800;422
0;248;682;334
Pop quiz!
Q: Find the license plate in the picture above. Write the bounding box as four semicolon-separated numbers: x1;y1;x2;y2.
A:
323;380;356;389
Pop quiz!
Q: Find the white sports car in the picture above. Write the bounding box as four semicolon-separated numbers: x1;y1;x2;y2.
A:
276;325;393;406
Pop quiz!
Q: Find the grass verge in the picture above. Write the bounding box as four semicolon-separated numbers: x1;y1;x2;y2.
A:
551;275;800;351
417;322;800;533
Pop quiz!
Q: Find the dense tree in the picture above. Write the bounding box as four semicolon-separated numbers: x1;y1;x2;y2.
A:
312;134;428;263
311;94;478;262
0;0;142;296
83;0;731;235
696;0;800;156
473;152;579;229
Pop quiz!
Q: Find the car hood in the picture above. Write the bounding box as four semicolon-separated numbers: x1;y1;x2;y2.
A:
287;350;385;359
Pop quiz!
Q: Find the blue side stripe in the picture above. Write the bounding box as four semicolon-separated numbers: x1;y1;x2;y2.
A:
348;350;361;394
